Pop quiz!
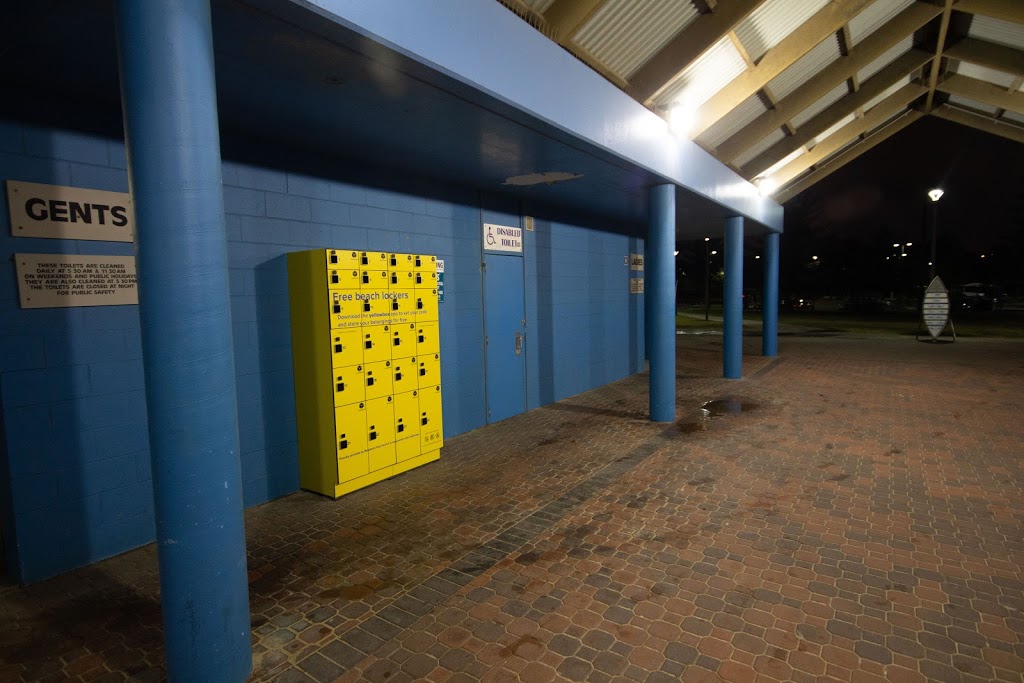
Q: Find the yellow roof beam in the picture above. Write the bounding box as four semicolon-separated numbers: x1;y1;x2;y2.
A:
937;72;1024;114
924;0;955;112
627;0;770;104
774;111;925;203
690;0;877;138
955;0;1024;24
717;1;943;163
945;37;1024;77
542;0;609;43
931;104;1024;143
742;48;933;178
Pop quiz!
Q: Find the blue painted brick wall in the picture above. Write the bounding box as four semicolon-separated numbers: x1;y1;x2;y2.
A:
1;120;644;583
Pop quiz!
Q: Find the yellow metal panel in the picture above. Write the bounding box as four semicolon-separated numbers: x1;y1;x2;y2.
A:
416;322;440;356
391;356;417;395
417;352;441;389
361;324;391;364
360;268;390;290
286;249;337;497
414;270;437;289
328;249;361;269
394;389;421;462
364;359;394;401
335;401;369;483
333;463;397;497
332;363;366;407
394;449;440;477
329;291;363;329
391;270;417;290
414;254;436;273
366;396;397;472
360;251;390;270
330;329;363;368
419;384;444;451
390;252;416;272
415;290;439;323
389;322;417;359
359;292;392;326
327;267;361;290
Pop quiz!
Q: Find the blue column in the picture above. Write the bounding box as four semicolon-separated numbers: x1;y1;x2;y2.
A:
115;2;251;681
762;231;780;357
647;184;676;422
723;217;744;379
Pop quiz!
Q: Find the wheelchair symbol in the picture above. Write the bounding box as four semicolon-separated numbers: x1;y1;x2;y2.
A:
486;225;496;246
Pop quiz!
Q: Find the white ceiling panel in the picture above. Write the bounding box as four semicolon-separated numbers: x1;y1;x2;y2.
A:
791;82;849;127
947;95;999;115
857;36;913;83
1002;110;1024;124
574;0;700;79
761;146;806;177
767;34;842;100
734;128;787;167
968;14;1024;51
847;0;917;45
813;113;857;146
954;62;1018;89
652;36;748;109
734;0;831;63
861;75;912;112
696;94;769;149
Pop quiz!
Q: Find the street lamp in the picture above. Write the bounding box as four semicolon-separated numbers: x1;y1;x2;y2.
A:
704;237;711;321
928;188;944;280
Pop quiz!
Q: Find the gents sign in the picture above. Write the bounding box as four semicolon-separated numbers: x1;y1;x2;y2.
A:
6;180;134;242
483;223;522;253
15;254;138;308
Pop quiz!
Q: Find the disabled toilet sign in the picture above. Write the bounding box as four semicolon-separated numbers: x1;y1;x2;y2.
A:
483;223;522;253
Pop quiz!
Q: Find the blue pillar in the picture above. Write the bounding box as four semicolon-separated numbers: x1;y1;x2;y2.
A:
723;217;744;379
647;184;676;422
762;231;780;357
115;2;251;681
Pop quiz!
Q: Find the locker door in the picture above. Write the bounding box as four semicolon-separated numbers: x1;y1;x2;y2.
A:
394;389;421;462
336;402;369;482
366;396;397;472
419;384;443;451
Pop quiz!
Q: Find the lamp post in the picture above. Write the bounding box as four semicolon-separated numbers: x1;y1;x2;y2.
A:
928;189;943;280
704;237;710;321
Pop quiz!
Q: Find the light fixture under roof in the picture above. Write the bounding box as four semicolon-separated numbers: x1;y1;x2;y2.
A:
668;100;696;137
756;177;777;197
928;188;944;202
503;172;582;187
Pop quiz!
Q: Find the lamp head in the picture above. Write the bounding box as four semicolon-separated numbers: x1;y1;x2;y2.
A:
928;188;944;202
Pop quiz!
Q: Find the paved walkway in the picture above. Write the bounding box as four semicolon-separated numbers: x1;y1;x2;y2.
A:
2;334;1023;682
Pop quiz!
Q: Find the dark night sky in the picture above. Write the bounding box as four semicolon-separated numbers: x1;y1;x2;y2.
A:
780;115;1024;292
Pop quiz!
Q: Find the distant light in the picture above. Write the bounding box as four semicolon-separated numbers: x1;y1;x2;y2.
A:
756;177;777;197
886;256;890;260
674;250;679;256
928;188;944;202
905;242;913;247
893;243;901;248
755;255;761;260
901;253;907;257
710;250;718;255
704;237;710;242
981;254;986;259
928;261;933;266
811;255;818;261
668;100;696;137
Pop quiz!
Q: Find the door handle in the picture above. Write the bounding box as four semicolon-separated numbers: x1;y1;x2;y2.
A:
514;331;523;356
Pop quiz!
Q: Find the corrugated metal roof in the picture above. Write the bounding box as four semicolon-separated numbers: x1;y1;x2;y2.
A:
861;75;911;112
696;94;769;149
734;128;787;167
766;34;841;100
574;0;700;79
813;112;857;146
761;146;806;177
734;0;831;64
947;95;999;116
652;36;747;109
857;36;912;82
847;0;917;45
968;14;1024;50
791;81;849;127
519;0;555;13
1003;110;1024;124
954;62;1017;89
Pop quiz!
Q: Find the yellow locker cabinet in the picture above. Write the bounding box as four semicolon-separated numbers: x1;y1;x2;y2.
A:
288;248;442;498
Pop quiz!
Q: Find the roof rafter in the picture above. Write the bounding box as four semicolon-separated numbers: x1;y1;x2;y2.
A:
766;82;929;188
716;1;943;163
930;104;1024;143
924;0;956;112
690;0;877;138
954;0;1024;23
945;38;1024;77
937;72;1024;114
542;0;609;44
774;110;925;204
627;0;770;104
742;48;934;179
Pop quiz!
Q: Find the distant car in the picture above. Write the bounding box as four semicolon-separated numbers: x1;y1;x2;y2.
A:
781;296;814;311
840;296;891;314
957;283;995;311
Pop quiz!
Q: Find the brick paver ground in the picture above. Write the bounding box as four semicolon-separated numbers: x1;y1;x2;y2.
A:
1;333;1022;682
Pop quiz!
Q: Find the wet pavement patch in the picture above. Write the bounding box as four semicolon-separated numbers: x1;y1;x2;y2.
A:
702;396;759;417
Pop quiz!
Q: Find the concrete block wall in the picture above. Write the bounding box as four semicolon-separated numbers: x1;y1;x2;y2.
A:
0;120;644;582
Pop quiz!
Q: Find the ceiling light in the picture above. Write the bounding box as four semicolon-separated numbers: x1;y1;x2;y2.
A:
928;188;944;202
668;100;696;137
756;177;777;197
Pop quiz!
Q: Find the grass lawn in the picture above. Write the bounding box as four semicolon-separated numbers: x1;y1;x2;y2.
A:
677;308;1024;338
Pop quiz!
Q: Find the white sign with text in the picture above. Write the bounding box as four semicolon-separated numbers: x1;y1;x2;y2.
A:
483;223;523;253
15;254;138;308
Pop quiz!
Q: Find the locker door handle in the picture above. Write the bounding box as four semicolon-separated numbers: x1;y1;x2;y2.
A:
514;331;522;356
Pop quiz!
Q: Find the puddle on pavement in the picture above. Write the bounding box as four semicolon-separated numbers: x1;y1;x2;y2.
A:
701;396;759;418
